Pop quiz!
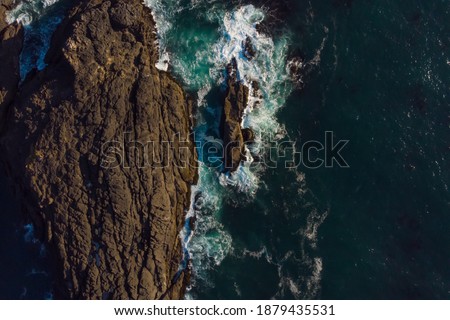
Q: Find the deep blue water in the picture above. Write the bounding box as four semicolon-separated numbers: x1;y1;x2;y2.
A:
287;0;450;299
0;171;53;299
1;0;449;299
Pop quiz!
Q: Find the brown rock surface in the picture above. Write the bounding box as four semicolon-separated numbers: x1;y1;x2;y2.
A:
0;0;14;31
0;0;197;299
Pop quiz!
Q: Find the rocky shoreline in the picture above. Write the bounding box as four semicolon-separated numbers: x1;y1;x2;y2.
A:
0;0;197;299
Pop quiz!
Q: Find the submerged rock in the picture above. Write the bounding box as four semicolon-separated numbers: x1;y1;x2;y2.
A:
1;0;197;300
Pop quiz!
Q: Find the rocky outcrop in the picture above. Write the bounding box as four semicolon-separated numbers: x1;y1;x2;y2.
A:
220;58;250;172
0;0;23;128
1;0;197;300
242;128;255;143
243;36;256;60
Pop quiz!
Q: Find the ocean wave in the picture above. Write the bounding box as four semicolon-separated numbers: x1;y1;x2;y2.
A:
183;166;233;293
6;0;59;25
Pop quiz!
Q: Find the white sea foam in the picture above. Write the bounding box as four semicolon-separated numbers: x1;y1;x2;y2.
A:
143;0;183;71
6;0;59;25
303;209;329;249
241;246;272;261
184;165;233;291
306;257;323;298
196;84;212;107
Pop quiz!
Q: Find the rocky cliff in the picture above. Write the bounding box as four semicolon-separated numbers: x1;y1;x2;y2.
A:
0;0;197;299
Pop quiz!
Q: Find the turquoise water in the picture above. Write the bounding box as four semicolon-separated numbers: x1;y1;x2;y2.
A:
2;0;449;299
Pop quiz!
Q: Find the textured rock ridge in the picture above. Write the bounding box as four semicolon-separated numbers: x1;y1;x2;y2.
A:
221;58;250;172
1;0;197;299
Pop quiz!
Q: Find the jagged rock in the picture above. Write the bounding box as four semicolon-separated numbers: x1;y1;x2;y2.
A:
251;80;260;94
250;80;263;108
0;0;197;300
221;58;249;172
243;36;256;60
242;128;255;143
0;0;23;128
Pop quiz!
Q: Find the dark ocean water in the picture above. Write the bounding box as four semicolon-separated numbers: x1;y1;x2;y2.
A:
0;172;53;299
1;0;449;299
277;0;450;299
